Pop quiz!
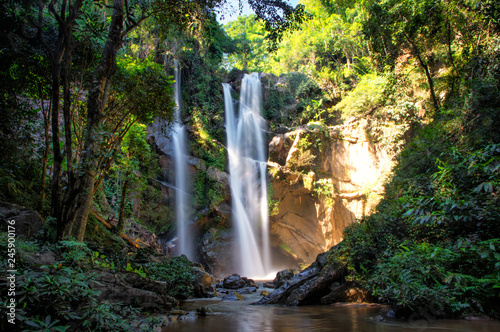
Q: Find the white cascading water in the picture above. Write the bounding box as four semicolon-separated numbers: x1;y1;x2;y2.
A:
151;60;192;259
171;60;193;259
224;73;271;278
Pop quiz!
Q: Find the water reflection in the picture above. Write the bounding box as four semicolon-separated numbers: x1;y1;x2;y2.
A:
166;299;500;332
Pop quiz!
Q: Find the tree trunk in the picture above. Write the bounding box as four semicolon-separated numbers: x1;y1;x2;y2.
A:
415;51;440;112
61;0;125;241
62;32;74;184
40;91;51;209
117;177;129;233
50;60;64;224
406;36;440;112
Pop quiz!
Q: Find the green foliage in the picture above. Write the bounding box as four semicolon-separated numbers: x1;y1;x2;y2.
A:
334;73;388;118
369;240;500;317
287;134;316;172
0;235;174;331
113;55;175;123
57;240;92;266
0;233;39;271
267;182;280;216
224;15;268;71
24;315;69;332
83;214;127;253
313;178;335;206
42;217;59;243
194;171;208;206
126;262;146;277
144;255;195;299
335;47;500;316
402;144;500;239
208;181;227;210
263;82;296;124
0;48;48;209
14;266;99;327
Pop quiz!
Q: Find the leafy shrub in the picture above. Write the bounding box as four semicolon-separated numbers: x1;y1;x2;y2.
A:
313;178;335;206
402;144;500;240
56;240;91;266
369;241;500;318
334;73;388;118
0;250;162;331
144;255;195;299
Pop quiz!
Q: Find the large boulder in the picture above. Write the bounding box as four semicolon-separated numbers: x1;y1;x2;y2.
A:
0;201;44;238
223;273;246;289
255;248;374;306
255;252;343;305
192;266;217;297
199;228;233;278
89;271;177;310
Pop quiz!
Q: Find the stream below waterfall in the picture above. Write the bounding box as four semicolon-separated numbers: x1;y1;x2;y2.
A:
164;286;500;332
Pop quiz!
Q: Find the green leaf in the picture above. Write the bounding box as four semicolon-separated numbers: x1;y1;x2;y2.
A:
25;320;42;328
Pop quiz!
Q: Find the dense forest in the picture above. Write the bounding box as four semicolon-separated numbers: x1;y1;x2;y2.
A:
1;0;499;330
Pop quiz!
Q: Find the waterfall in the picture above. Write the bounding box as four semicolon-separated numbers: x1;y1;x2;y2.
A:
151;60;193;259
171;60;193;259
224;73;271;278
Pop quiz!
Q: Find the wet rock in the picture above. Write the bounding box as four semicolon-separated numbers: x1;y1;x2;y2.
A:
221;292;239;301
255;251;346;306
223;273;246;289
214;203;232;220
192;266;217;297
386;310;396;318
206;166;230;187
199;228;233;277
24;251;56;266
89;271;177;310
273;269;296;288
238;287;258;294
0;201;44;238
320;281;373;304
263;282;274;288
242;277;257;288
186;156;207;172
261;290;269;296
164;310;198;325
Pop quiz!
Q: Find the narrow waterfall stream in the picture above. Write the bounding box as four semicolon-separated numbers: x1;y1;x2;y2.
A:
171;59;193;259
151;60;193;259
224;73;272;278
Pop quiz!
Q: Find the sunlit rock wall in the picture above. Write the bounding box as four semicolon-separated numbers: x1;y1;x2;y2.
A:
268;118;396;266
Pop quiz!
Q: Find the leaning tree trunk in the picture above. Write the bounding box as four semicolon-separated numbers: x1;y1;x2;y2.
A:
61;0;125;241
406;35;440;112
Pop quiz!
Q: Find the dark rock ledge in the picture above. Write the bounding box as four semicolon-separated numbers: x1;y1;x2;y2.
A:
255;249;373;306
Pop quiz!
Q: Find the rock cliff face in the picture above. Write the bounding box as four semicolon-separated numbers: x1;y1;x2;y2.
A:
150;73;402;276
267;118;396;266
152;117;398;276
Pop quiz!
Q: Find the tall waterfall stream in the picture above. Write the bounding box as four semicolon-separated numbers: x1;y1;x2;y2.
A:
224;73;272;278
